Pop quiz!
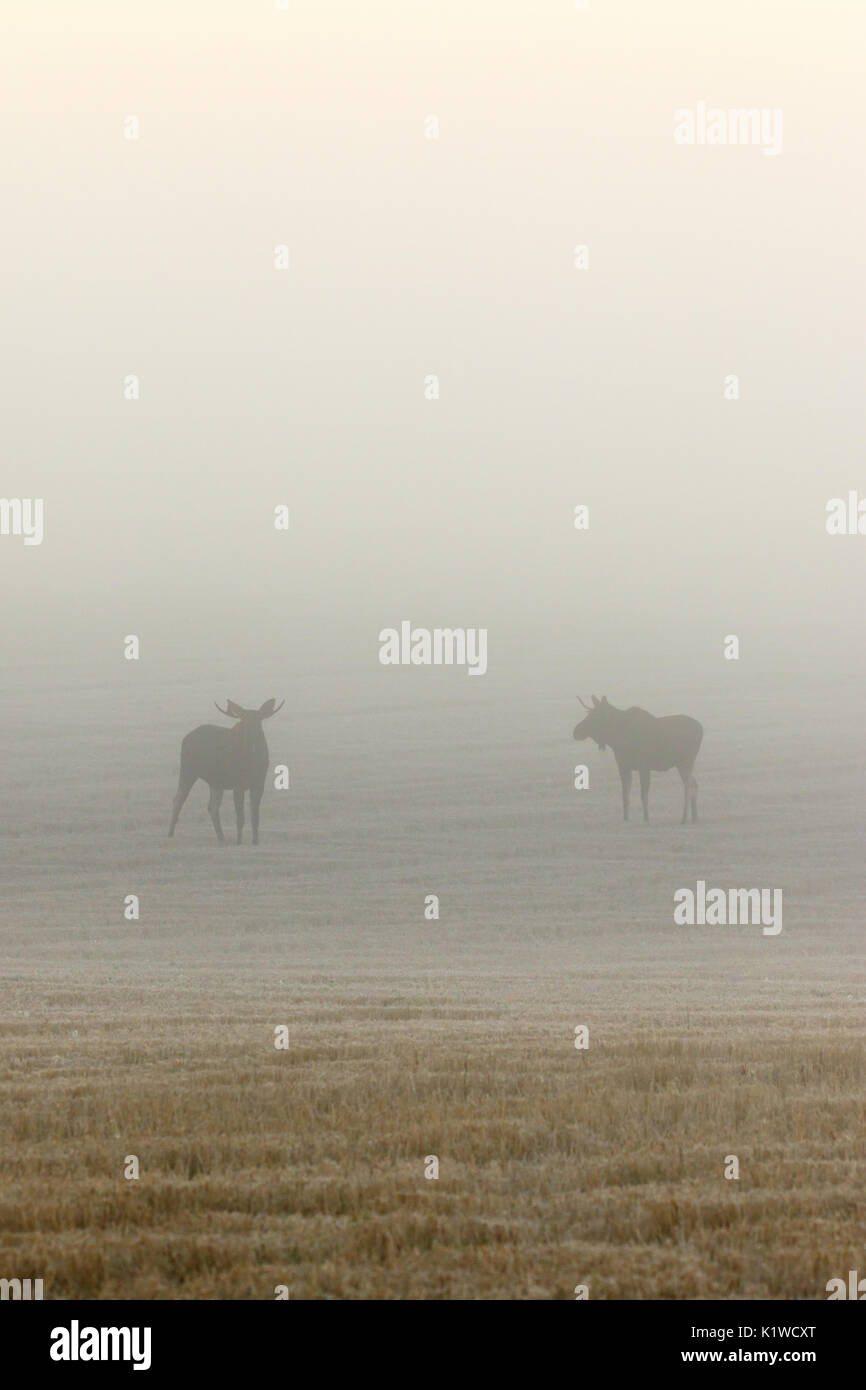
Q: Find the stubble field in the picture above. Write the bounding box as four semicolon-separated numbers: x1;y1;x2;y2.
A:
0;678;863;1299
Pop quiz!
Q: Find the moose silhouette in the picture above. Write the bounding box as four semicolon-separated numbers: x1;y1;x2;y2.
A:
168;698;284;844
574;695;703;824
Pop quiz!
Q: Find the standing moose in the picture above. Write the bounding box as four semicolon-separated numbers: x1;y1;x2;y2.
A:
573;695;703;824
168;699;284;844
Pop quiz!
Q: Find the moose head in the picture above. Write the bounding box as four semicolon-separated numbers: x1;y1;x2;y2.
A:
573;694;612;751
214;699;285;760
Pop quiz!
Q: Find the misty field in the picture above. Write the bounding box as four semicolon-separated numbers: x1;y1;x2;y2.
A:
0;678;864;1299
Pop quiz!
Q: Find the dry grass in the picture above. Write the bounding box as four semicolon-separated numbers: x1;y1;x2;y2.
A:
1;968;863;1299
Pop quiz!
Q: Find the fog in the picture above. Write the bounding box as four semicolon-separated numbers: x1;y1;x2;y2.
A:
2;0;865;714
2;0;866;1308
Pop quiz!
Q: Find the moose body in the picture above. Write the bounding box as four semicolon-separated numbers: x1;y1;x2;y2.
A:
573;695;703;824
168;698;283;844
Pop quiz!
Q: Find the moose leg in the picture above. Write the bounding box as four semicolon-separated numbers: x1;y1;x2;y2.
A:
207;786;225;843
677;766;691;824
168;772;196;837
639;768;650;823
250;786;263;845
233;787;245;844
691;777;698;823
619;767;632;821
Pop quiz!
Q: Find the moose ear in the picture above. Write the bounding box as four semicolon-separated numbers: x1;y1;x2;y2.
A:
591;695;600;707
226;700;245;718
258;698;284;718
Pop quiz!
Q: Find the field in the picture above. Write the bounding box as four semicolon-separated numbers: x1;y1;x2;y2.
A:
0;676;863;1299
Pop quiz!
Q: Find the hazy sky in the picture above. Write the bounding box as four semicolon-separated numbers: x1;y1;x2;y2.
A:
2;1;864;697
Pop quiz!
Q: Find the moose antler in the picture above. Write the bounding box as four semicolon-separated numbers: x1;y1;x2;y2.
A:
577;695;592;710
214;701;242;718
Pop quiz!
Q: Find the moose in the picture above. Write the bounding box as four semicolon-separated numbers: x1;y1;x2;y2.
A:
573;695;703;824
168;698;284;844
